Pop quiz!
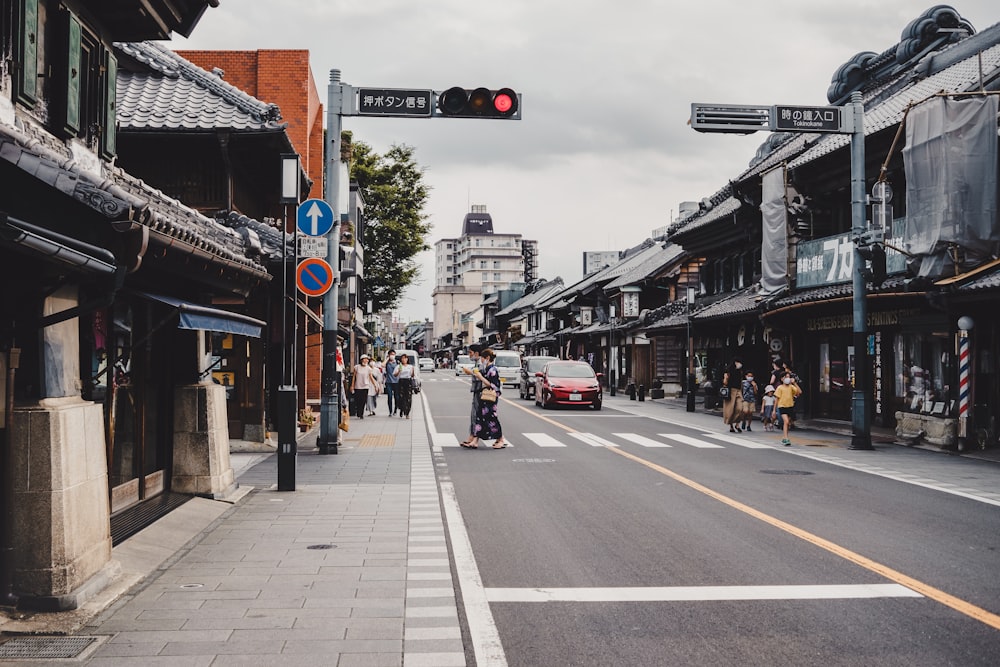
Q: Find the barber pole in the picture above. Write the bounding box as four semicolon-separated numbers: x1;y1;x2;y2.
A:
958;330;970;438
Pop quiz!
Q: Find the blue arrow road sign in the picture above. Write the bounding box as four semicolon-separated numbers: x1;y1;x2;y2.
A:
296;198;335;237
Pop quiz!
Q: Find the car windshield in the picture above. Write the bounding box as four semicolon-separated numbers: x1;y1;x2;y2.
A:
547;363;596;379
527;358;554;372
457;356;471;365
494;355;520;368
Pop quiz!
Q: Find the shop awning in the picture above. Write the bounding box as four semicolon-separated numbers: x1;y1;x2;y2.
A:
138;292;264;338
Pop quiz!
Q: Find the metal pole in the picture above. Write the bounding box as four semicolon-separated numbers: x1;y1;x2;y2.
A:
849;91;873;450
686;293;696;412
318;69;344;455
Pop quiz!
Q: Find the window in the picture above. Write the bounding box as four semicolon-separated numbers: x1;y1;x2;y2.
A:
480;261;487;269
493;273;501;281
896;332;952;415
493;261;500;269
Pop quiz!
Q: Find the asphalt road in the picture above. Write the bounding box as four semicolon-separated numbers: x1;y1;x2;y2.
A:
419;372;1000;666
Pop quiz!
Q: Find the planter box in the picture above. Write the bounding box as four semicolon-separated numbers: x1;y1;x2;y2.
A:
894;411;957;448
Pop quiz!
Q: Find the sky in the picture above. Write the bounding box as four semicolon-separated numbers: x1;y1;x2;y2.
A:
173;1;998;323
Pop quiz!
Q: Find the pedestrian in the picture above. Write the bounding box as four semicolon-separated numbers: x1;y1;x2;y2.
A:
459;344;483;446
393;353;415;418
367;360;383;416
350;354;373;419
383;350;399;416
463;348;506;449
721;358;744;433
769;357;784;389
761;385;776;431
739;370;758;432
775;372;802;445
782;361;801;429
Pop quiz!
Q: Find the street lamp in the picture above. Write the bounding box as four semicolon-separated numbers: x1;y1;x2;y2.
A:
278;152;300;491
609;305;617;396
686;286;696;412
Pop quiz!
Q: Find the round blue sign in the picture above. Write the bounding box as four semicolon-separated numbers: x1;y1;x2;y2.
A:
296;199;335;237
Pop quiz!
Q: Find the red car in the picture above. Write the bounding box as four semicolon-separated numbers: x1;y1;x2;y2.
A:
534;361;603;410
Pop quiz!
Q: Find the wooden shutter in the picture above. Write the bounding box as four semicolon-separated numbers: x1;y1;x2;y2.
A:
15;0;38;105
63;12;83;136
100;50;118;159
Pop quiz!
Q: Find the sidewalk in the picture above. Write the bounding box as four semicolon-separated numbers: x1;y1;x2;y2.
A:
0;396;465;666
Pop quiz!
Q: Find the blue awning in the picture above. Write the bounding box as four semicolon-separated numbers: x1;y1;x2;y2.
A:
138;292;264;338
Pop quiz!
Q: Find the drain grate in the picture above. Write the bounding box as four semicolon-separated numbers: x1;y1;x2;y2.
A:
760;469;815;475
0;636;98;660
307;544;337;550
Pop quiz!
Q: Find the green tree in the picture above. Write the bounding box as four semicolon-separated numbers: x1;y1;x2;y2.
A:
348;137;432;312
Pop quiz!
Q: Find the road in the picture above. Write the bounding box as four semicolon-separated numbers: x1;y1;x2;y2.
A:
417;371;1000;666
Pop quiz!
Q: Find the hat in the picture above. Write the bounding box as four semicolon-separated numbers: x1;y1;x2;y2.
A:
764;385;775;393
360;353;370;360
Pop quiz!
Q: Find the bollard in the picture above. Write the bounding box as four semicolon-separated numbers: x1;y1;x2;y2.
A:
277;385;297;491
686;375;697;412
638;384;645;401
627;383;636;400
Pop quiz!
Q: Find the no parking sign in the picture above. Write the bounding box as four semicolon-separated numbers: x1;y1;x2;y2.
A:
296;258;334;297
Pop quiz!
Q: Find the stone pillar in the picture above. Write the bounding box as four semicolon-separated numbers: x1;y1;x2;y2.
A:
172;384;236;498
10;399;116;611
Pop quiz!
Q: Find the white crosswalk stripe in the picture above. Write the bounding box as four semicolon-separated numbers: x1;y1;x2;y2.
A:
703;432;773;448
658;433;725;448
523;433;567;447
613;433;672;447
568;432;619;447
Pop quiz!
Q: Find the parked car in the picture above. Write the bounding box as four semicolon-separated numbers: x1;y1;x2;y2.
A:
418;357;435;373
535;361;603;410
454;354;473;376
493;350;522;387
519;355;558;399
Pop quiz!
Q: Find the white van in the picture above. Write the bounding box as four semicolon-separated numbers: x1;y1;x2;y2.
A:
492;350;522;387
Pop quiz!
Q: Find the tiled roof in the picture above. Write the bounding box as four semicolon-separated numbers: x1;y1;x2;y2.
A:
665;188;741;237
496;279;565;317
766;275;908;309
642;300;691;331
116;41;285;132
541;241;666;309
954;268;1000;292
0;119;268;278
693;287;761;322
604;243;685;290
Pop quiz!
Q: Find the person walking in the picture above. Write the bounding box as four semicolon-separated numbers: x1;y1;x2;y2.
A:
393;353;415;418
775;372;802;445
739;369;759;432
721;358;744;432
384;350;399;416
463;348;506;449
761;385;777;431
367;360;383;416
459;344;483;446
350;354;374;419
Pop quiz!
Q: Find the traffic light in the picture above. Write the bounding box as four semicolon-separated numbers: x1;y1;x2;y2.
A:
857;243;887;287
436;87;520;119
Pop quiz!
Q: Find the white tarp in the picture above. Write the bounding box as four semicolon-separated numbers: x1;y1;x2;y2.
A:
903;95;999;279
759;167;788;296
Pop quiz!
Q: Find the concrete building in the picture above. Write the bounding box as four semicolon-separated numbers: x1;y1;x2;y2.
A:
432;205;538;350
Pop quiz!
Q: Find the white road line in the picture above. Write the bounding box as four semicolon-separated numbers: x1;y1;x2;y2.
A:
484;584;922;603
659;433;725;448
440;481;508;666
703;432;773;449
614;433;673;448
433;432;460;448
568;432;619;447
522;433;567;448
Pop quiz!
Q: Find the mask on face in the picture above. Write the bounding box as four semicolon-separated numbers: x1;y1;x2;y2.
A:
783;378;792;384
747;376;753;382
388;355;395;362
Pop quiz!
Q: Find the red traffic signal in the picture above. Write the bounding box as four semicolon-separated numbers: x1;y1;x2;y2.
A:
437;87;520;119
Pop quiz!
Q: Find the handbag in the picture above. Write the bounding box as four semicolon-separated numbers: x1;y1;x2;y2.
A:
718;386;730;399
480;387;498;403
339;408;350;432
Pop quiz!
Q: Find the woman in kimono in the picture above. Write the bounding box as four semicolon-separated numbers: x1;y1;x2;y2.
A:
465;348;507;449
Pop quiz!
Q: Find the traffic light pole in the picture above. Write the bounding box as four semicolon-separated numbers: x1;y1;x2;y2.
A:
318;69;344;455
848;91;874;450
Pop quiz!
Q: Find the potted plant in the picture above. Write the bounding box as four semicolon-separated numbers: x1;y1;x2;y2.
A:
298;409;316;432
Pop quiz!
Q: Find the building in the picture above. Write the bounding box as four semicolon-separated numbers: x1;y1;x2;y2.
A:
432;205;538;350
583;250;621;277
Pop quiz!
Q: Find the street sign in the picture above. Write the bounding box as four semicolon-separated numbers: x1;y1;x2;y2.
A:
691;103;770;133
773;105;846;133
298;236;327;258
296;199;334;237
296;258;335;297
357;88;433;117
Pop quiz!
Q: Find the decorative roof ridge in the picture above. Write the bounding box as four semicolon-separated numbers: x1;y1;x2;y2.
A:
116;41;284;125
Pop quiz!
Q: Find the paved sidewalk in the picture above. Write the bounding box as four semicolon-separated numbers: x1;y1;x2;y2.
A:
59;395;465;667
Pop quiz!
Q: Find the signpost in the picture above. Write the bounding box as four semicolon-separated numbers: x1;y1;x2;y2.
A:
296;198;335;237
691;94;873;450
357;88;433;117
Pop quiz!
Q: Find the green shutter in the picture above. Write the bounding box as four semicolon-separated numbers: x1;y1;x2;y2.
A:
15;0;39;105
100;51;118;159
63;13;82;136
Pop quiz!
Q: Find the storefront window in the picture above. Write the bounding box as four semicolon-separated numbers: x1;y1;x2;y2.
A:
896;332;953;415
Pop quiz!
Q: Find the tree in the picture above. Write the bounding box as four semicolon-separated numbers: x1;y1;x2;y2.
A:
348;136;431;312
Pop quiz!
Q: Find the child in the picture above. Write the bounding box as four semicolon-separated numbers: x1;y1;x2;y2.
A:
739;371;758;432
761;385;776;431
774;373;802;445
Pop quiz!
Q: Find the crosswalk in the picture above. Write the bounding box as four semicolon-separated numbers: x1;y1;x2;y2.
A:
436;431;780;450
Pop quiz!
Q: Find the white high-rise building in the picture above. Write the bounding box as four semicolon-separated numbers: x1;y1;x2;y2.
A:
432;205;539;347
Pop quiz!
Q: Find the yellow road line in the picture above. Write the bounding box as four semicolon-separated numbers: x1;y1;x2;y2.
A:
507;402;1000;630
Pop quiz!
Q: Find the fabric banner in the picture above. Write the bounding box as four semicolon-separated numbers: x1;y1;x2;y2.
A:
759;167;788;296
903;95;999;278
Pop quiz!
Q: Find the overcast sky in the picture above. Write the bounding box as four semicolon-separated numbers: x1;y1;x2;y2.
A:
174;1;997;323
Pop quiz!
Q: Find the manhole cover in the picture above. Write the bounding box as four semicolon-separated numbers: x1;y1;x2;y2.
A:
0;636;99;659
760;469;815;475
307;544;337;550
512;458;557;463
